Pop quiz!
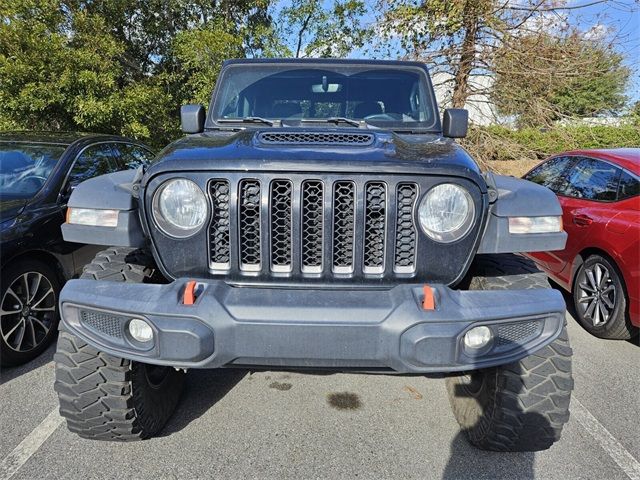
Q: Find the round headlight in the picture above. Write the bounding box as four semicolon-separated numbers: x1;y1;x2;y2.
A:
152;179;208;238
418;183;475;243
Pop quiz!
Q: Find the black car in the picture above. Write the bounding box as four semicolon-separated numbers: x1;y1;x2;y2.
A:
0;132;155;366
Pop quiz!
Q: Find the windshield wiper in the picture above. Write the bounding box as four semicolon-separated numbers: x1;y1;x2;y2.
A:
217;117;276;126
298;117;366;128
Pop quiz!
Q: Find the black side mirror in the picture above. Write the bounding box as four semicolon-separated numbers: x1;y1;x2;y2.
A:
181;104;205;134
442;108;469;138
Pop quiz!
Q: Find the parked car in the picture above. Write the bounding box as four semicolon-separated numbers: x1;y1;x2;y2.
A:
524;148;639;340
0;132;155;366
53;59;573;451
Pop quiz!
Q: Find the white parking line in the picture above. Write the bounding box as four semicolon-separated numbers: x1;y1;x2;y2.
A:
0;408;63;480
572;397;640;480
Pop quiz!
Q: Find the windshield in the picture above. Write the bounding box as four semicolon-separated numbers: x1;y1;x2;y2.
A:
211;64;438;130
0;143;66;196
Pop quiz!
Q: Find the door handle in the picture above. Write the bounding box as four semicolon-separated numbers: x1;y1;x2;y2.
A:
573;214;593;226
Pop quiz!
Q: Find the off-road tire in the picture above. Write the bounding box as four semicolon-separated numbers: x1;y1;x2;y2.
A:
573;254;637;340
446;254;573;452
54;247;184;441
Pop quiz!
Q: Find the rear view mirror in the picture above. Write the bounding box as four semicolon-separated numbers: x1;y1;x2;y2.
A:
442;109;469;138
181;104;205;134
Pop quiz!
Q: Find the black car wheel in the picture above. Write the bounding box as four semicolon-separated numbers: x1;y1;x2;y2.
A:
573;254;637;339
0;260;60;366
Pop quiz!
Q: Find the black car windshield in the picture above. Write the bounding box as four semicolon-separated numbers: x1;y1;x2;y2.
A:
211;64;438;130
0;143;66;196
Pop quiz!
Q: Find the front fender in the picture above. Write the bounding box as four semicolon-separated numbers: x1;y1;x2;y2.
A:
477;174;567;254
61;169;146;247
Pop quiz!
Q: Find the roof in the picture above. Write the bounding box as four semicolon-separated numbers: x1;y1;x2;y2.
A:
0;131;110;146
563;148;640;175
222;58;429;69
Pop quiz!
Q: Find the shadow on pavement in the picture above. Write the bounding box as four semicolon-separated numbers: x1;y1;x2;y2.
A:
0;340;56;385
159;368;248;437
442;432;535;480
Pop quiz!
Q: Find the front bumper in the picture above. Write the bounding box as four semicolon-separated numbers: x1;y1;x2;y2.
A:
59;279;565;374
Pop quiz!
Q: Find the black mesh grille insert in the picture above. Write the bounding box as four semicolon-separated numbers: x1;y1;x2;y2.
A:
363;182;386;272
209;180;231;268
270;180;293;271
259;132;374;146
394;183;418;272
332;181;356;271
301;181;324;272
495;321;542;347
80;310;123;338
239;179;261;269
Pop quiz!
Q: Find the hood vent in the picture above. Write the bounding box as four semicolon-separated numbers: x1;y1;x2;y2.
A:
258;131;375;146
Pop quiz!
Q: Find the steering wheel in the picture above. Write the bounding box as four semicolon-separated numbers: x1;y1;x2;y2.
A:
364;113;404;121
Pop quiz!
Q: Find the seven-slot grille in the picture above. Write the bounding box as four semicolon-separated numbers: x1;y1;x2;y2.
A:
208;177;419;277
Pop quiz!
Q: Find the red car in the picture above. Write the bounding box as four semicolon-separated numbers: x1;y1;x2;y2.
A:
524;148;639;340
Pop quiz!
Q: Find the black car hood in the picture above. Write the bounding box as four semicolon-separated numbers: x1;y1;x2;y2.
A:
147;128;485;190
0;194;28;222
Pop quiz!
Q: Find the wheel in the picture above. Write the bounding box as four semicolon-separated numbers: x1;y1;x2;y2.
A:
573;254;636;340
1;259;60;366
446;254;573;452
54;247;184;441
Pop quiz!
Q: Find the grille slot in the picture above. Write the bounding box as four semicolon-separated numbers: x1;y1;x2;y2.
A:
239;179;261;270
80;310;123;339
363;182;387;273
258;132;374;146
270;180;293;271
209;180;231;269
394;183;418;273
301;181;324;273
332;181;356;273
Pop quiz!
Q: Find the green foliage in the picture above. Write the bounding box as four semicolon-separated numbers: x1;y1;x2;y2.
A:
279;0;370;58
463;124;640;164
172;22;245;105
493;33;630;127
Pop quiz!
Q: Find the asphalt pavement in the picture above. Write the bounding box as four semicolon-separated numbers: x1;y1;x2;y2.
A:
1;292;638;480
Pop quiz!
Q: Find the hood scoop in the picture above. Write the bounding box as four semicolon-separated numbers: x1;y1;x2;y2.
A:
257;131;375;146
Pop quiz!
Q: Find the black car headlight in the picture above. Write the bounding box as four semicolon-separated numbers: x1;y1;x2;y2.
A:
152;179;208;238
418;183;475;243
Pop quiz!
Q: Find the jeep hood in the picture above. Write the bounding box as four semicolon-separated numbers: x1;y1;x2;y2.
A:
146;128;485;189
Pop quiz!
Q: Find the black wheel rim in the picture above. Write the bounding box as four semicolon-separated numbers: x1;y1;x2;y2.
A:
144;364;171;388
459;371;485;397
577;262;616;328
1;272;56;352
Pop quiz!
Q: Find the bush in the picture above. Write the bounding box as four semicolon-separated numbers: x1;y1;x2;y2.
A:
463;124;640;165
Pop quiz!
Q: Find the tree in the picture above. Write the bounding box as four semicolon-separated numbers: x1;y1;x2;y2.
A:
492;32;629;126
375;0;633;113
279;0;371;58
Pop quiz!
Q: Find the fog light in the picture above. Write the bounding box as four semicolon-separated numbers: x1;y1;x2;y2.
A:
464;326;492;350
128;319;153;343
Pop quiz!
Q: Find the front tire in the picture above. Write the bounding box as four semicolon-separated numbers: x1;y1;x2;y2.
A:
573;254;636;340
446;254;573;451
54;247;184;441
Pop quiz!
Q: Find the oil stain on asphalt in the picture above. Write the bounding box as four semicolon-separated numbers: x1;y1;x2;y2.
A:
327;392;362;410
269;381;292;391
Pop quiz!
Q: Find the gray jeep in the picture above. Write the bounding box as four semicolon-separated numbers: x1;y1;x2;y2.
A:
54;59;573;451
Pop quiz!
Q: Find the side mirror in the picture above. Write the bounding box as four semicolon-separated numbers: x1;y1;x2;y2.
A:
181;104;205;134
442;108;469;138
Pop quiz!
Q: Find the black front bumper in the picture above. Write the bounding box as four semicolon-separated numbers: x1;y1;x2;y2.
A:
59;279;565;374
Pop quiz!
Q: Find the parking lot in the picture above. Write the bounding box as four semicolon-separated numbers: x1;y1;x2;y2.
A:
1;292;638;480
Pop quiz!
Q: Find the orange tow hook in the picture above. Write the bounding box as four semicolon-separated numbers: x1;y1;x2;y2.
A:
183;280;197;305
422;285;435;310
